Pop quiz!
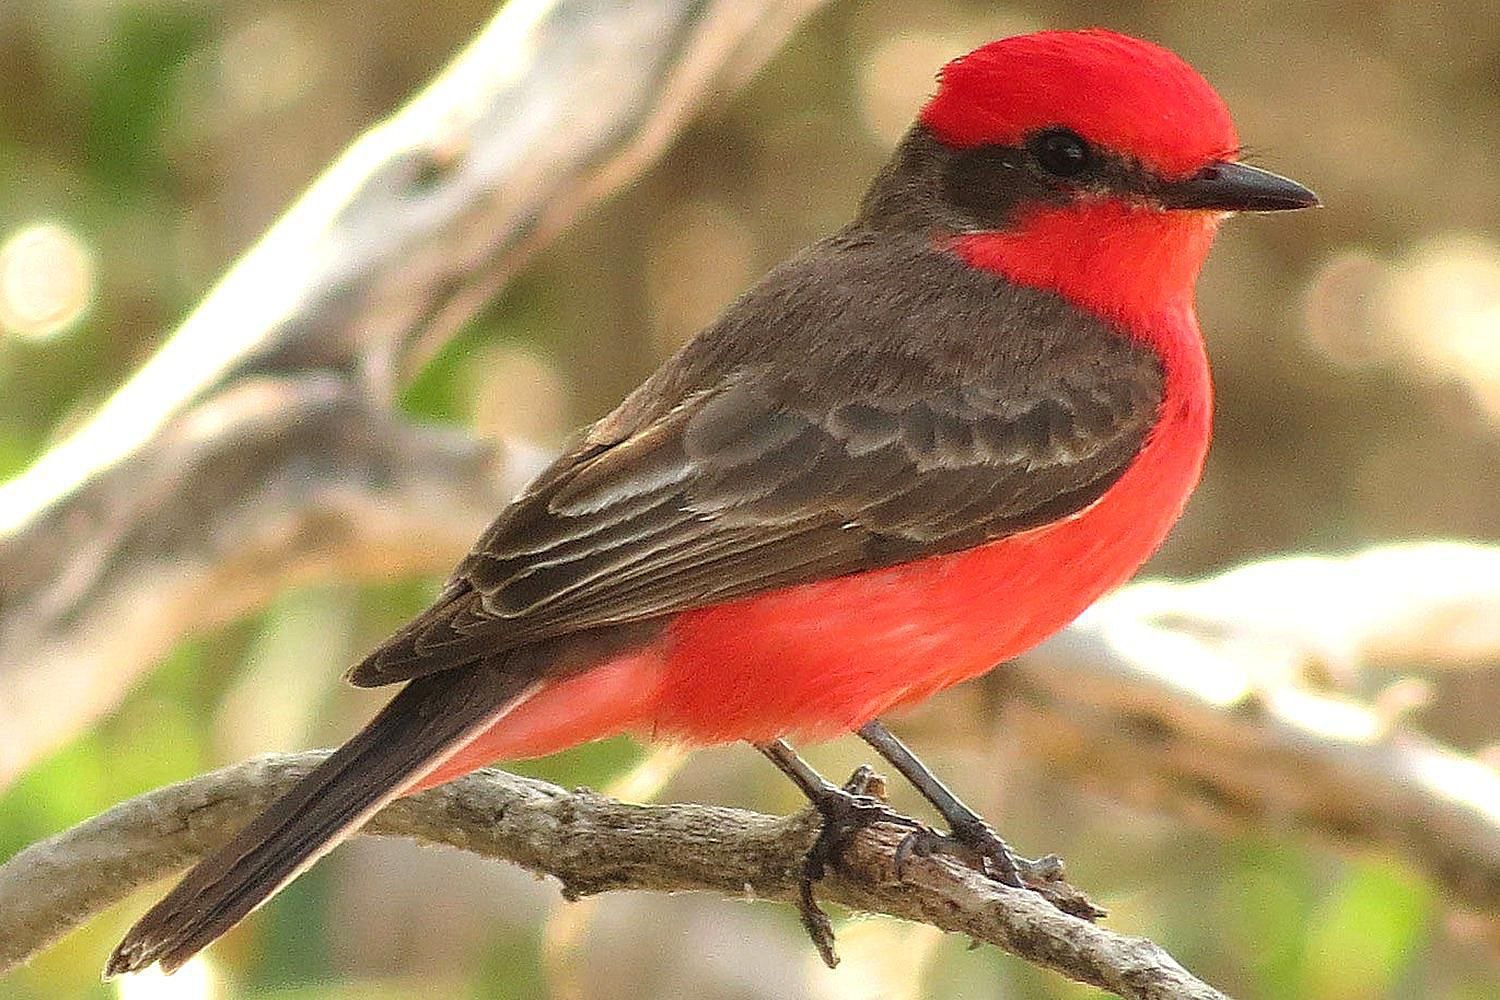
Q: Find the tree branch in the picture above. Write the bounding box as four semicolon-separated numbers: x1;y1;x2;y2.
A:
0;753;1227;1000
0;0;828;786
1013;543;1500;920
0;0;824;526
0;375;546;785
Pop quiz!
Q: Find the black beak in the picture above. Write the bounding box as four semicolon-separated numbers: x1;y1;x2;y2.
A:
1161;161;1320;213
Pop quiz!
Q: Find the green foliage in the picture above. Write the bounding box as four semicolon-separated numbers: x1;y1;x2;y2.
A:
81;8;202;186
1300;862;1434;1000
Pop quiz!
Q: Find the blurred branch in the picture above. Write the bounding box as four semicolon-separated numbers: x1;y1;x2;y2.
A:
1010;544;1500;921
1078;543;1500;675
0;375;545;784
0;0;829;786
0;753;1227;1000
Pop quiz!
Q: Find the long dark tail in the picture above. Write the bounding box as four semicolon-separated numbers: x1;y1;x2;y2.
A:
105;657;539;977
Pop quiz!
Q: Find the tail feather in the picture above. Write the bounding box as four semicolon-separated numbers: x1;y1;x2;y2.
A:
105;656;539;977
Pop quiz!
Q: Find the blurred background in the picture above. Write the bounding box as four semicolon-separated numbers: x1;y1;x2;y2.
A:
3;0;1500;997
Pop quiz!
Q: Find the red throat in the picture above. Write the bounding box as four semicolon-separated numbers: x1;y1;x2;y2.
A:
952;201;1219;348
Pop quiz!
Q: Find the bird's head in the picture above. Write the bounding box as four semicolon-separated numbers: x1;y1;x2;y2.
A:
863;30;1318;332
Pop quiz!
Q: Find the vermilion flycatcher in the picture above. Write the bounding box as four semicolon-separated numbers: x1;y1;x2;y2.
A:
109;28;1317;975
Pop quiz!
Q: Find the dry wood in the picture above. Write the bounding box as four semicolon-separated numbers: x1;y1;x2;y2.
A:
0;753;1228;1000
0;0;828;786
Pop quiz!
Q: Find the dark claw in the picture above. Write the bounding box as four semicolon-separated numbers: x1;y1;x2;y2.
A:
804;791;920;878
795;767;928;968
892;820;1106;921
850;722;1105;921
797;878;838;968
891;817;1020;881
891;825;1018;885
949;815;1025;885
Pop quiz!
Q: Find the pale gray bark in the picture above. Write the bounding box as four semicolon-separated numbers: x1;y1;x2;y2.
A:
0;0;828;787
0;753;1227;1000
1017;544;1500;921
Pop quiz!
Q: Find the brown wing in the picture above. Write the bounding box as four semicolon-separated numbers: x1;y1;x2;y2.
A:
351;364;1159;686
348;234;1164;687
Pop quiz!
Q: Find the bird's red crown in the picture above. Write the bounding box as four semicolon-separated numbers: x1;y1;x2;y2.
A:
921;29;1239;178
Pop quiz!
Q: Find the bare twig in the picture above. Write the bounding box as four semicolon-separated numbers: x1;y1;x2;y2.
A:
0;374;555;784
0;753;1227;1000
1012;544;1500;919
0;0;828;786
0;0;824;525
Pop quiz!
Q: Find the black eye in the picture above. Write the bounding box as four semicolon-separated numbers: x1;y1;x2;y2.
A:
1030;129;1093;179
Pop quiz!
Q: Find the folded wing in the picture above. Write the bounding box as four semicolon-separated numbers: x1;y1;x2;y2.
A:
351;345;1161;687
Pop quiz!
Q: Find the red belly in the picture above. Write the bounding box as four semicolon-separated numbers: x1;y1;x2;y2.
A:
415;377;1207;793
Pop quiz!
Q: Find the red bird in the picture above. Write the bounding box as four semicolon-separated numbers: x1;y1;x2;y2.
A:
109;29;1316;974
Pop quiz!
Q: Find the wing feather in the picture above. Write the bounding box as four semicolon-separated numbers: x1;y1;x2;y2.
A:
348;235;1165;687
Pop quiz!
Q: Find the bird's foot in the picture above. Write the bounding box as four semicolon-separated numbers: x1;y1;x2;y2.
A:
894;818;1106;921
796;765;927;968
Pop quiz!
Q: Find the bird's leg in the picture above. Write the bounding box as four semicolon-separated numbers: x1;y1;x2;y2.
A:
855;720;1028;883
756;738;927;967
856;720;1104;919
758;741;923;882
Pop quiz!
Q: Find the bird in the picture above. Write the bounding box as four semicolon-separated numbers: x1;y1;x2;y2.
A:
107;28;1317;976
